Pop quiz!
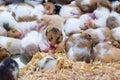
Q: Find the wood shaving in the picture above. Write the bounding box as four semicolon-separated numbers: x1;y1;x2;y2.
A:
19;52;120;80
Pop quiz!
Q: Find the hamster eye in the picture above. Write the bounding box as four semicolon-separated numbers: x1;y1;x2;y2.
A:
49;37;53;41
12;30;16;33
56;34;63;44
87;34;91;39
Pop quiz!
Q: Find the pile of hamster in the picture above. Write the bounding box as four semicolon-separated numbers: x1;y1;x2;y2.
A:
0;0;120;80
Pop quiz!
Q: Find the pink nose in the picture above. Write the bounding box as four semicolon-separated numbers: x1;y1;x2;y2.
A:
19;32;21;36
19;31;24;37
47;11;52;15
89;13;96;19
54;44;58;48
51;44;58;48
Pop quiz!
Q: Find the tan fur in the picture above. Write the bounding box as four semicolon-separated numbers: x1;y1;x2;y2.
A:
44;2;55;15
17;3;34;7
94;42;120;62
68;4;82;14
0;36;21;56
110;29;116;36
7;28;21;39
114;5;120;14
75;0;112;13
75;0;98;13
93;42;112;61
21;44;39;62
81;29;100;44
102;28;112;41
42;15;65;29
55;39;66;53
102;47;120;62
0;9;4;12
106;16;120;29
41;15;65;46
17;16;37;22
12;12;16;19
12;3;36;22
66;33;93;63
85;20;97;29
110;29;120;48
0;46;10;62
65;34;80;52
0;5;6;12
80;35;93;49
81;28;112;45
111;40;120;48
102;30;120;48
97;0;112;11
111;29;120;42
71;35;93;63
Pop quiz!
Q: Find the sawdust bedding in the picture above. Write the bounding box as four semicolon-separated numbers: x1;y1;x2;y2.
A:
19;52;120;80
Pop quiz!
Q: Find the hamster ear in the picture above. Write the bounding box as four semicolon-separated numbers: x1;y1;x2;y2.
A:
97;0;112;11
3;23;12;31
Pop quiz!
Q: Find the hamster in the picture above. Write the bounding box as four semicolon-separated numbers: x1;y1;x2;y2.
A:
0;57;19;80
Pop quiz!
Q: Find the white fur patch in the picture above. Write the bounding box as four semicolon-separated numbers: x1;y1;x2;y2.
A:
111;27;120;41
68;47;90;61
94;7;110;19
15;21;37;35
24;0;44;6
63;14;91;35
112;1;120;8
0;27;7;36
31;4;45;19
93;29;105;42
94;17;107;28
12;56;26;68
21;31;39;48
109;11;120;24
67;33;81;48
63;18;83;35
59;5;81;18
70;1;76;4
0;61;4;67
38;55;56;70
0;36;11;48
12;67;18;80
0;5;7;11
11;4;33;21
0;36;21;54
81;0;91;5
93;42;112;59
0;11;17;28
38;31;50;51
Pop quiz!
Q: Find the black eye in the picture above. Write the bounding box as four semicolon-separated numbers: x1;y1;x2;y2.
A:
12;30;15;33
56;35;63;44
49;37;53;41
87;34;91;39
